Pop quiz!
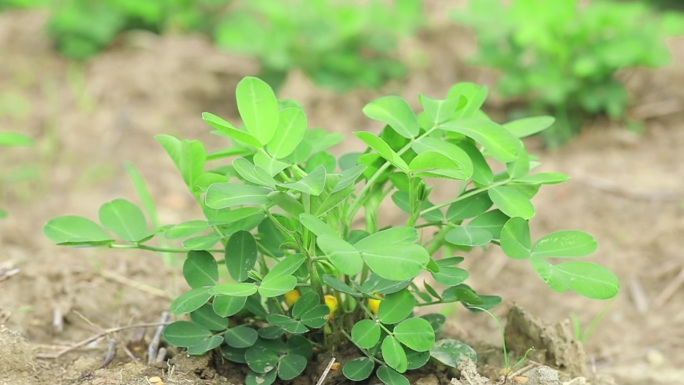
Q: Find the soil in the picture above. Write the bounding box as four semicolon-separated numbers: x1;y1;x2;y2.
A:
1;3;684;385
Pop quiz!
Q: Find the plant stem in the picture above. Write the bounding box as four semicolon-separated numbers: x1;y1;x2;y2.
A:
109;244;223;254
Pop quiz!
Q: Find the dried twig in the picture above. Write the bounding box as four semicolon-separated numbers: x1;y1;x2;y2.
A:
35;322;169;359
155;347;167;363
148;312;170;365
629;276;650;314
653;266;684;309
576;177;683;201
315;357;336;385
52;303;64;334
100;270;171;299
99;339;117;369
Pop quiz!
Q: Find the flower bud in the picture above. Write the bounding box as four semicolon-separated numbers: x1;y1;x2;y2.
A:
284;289;301;307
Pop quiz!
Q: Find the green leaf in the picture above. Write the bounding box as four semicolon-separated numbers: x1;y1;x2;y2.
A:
97;199;149;242
163;321;212;347
156;135;206;188
210;283;258;297
165;220;210;239
468;210;509;239
266;314;308;334
268;192;305;217
441;119;518;163
205;183;271;209
333;164;366;192
213;295;247;317
278;165;327;196
382;336;408;373
514;172;570;185
532;258;620;299
352;319;381;349
254;151;290;176
292;292;320;319
504;116;555;138
202;112;262;147
405;348;431;370
431;266;469;286
355;227;419;247
421;314;446;333
322;275;362;297
183;250;218;288
258;326;285;340
358;243;429;282
306;151;336;173
44;215;114;246
376;366;409;385
225;326;259;348
259;254;307;297
430;339;477;368
446;193;493;221
448;82;488;118
190;304;229;331
237;77;279;145
488;186;535;219
245;369;277;385
300;305;329;328
412;137;473;176
506;139;530;179
343;357;374;381
187;335;224;355
183;233;220;250
363;96;419;139
221;345;248;364
317;235;363;276
555;262;620;299
532;231;598;258
205;206;263;226
226;231;258;282
0;131;32;146
457;141;493;185
298;213;337;238
233;158;277;188
278;354;307;381
245;345;280;373
377;289;415;324
444;226;492;247
409;151;469;179
285;335;313;358
267;108;307;159
419;94;460;124
355;131;409;173
500;217;532;260
170;287;213;315
442;285;483;305
394;318;435;352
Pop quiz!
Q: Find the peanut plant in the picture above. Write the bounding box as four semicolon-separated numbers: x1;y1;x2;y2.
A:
44;77;620;384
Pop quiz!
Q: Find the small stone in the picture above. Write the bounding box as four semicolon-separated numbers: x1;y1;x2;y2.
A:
645;349;665;367
415;374;439;385
521;366;561;385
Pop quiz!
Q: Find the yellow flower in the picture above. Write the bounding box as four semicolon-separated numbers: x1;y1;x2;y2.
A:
368;294;383;314
324;295;339;318
284;289;301;307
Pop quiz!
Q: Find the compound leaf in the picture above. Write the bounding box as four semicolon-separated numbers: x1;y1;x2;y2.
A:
429;339;477;368
224;326;259;348
183;250;218;288
355;131;409;173
205;183;271;209
351;319;381;349
500;217;532;260
342;357;374;381
488;186;535;219
394;318;435;352
532;230;598;258
98;199;149;242
382;336;408;373
267;107;307;159
376;366;409;385
170;288;213;315
278;353;307;381
377;289;415;325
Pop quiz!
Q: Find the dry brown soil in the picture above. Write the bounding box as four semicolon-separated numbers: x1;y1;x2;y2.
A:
1;4;684;385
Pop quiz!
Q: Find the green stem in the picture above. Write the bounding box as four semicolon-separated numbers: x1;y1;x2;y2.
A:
347;125;440;224
419;178;511;217
110;244;223;254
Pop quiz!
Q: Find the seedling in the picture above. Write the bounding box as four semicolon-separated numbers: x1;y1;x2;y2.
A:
44;77;620;384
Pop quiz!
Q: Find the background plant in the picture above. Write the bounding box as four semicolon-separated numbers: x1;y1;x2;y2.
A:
45;0;229;60
44;77;620;384
214;0;422;91
0;131;33;218
454;0;684;147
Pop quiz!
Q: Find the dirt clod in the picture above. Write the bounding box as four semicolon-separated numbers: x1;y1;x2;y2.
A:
521;366;561;385
505;305;587;378
0;325;35;384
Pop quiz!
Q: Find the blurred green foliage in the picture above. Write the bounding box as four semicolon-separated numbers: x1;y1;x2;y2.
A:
455;0;684;147
215;0;422;92
45;0;228;60
1;0;422;92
